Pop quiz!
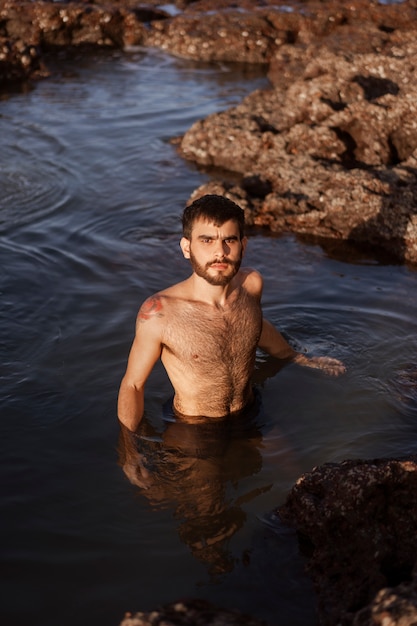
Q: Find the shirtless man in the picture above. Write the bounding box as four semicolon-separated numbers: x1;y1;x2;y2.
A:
118;194;345;431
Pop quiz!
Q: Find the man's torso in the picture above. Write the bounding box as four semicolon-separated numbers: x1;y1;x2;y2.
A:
159;280;263;417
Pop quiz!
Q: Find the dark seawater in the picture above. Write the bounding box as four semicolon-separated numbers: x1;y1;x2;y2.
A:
1;42;417;626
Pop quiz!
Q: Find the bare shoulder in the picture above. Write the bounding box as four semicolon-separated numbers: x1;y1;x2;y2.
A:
238;267;263;297
136;282;187;328
158;278;189;299
136;293;168;329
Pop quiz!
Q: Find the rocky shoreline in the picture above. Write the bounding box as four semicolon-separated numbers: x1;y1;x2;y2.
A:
2;0;417;262
3;1;417;623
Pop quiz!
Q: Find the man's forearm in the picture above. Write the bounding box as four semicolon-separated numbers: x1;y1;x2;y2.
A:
117;379;144;432
292;353;346;376
258;318;297;360
259;318;345;376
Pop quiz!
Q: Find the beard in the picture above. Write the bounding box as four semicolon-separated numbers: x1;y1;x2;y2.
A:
189;250;242;286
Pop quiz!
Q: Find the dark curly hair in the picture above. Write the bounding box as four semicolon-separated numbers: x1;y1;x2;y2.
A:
182;194;245;240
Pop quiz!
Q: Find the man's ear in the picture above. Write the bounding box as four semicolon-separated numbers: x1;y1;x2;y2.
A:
180;237;191;259
241;236;248;256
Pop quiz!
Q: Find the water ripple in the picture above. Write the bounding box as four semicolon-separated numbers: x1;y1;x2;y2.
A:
0;117;77;233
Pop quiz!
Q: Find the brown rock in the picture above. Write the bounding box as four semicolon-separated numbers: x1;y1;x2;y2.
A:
0;37;46;86
0;0;155;87
180;39;417;263
277;457;417;626
147;11;280;64
353;580;417;626
119;599;266;626
2;0;417;262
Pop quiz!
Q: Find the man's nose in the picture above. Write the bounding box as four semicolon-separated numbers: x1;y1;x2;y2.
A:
214;239;229;256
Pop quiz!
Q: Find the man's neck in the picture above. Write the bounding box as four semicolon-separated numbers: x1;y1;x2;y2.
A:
188;273;235;307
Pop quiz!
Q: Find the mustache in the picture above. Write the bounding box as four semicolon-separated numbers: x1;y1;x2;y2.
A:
208;259;234;267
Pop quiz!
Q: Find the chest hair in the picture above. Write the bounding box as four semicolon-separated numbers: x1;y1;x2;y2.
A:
162;291;262;373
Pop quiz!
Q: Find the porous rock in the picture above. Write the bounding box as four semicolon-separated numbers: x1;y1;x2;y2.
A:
353;580;417;626
180;34;417;264
119;599;266;626
0;0;161;87
3;0;417;263
277;457;417;626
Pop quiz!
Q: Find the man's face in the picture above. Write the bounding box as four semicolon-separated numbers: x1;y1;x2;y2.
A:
181;218;247;286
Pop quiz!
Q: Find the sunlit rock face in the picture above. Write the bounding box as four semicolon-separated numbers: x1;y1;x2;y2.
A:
178;18;417;264
2;0;417;260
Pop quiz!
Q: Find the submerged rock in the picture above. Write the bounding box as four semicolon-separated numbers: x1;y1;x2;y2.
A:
278;457;417;626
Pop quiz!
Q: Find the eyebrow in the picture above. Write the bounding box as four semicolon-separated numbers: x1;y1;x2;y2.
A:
197;234;239;241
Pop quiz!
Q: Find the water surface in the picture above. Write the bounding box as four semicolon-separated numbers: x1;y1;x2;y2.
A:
1;45;417;626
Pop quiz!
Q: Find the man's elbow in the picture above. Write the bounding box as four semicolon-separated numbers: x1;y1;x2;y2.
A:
119;374;145;395
258;342;297;361
117;378;145;431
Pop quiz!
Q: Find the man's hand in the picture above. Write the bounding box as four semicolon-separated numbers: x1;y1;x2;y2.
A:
294;353;346;376
122;454;154;489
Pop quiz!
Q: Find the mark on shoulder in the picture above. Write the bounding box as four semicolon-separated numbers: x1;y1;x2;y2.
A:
137;295;164;323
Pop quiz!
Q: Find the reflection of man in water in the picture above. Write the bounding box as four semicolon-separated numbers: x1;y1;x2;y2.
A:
118;194;345;431
118;404;269;574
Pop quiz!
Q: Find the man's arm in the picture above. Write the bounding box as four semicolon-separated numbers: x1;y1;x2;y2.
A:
117;296;164;431
258;318;345;376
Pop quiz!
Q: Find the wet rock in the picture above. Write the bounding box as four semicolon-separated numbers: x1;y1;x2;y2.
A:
146;10;281;64
0;0;162;87
181;37;417;263
119;599;266;626
353;579;417;626
277;457;417;626
3;0;417;261
0;0;150;50
0;37;46;86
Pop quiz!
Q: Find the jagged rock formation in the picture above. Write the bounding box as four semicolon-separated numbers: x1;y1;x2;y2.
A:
2;0;417;262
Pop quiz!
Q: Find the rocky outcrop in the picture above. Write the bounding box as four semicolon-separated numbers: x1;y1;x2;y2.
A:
278;457;417;626
354;581;417;626
2;0;417;262
178;5;417;264
0;0;163;85
119;599;266;626
148;0;417;64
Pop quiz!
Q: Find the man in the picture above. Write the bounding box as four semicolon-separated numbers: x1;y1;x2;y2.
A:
118;194;345;431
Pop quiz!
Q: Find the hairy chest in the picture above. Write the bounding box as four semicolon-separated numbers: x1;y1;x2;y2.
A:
162;297;262;367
